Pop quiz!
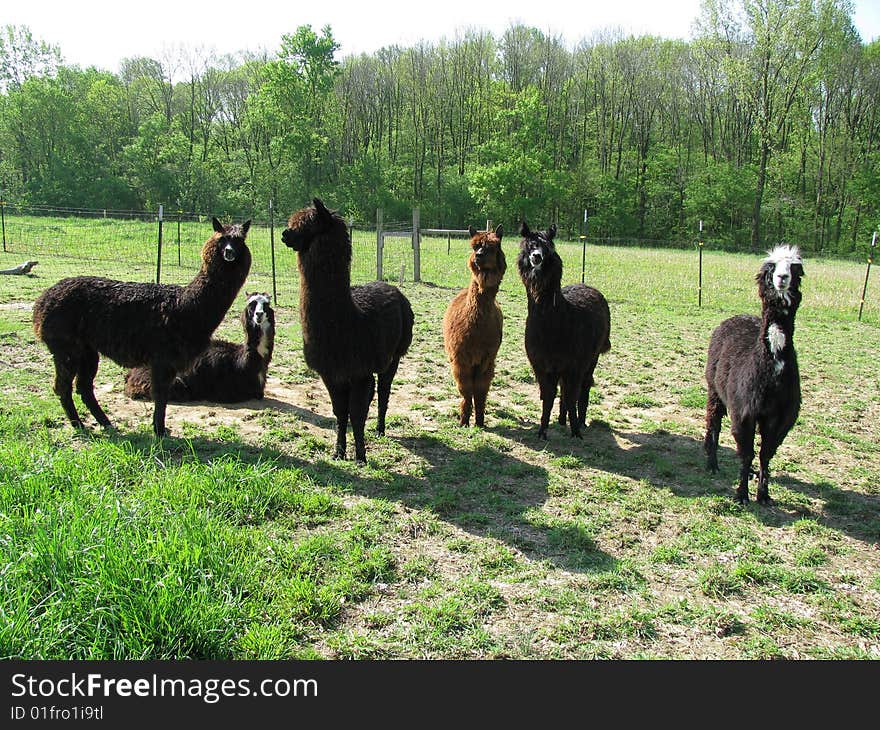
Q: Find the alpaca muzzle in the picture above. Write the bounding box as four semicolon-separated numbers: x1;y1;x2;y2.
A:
529;251;543;268
281;228;303;250
223;243;237;262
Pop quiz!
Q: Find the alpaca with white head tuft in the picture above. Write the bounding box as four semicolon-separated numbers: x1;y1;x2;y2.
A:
704;244;804;504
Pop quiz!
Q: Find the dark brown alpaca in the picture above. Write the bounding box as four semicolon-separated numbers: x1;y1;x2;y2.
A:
704;245;804;504
123;292;275;403
282;198;413;463
32;218;252;436
443;225;506;427
517;221;611;439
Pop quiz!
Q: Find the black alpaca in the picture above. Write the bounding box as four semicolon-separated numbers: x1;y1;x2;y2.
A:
517;222;611;439
704;245;804;504
282;198;413;463
32;218;252;436
123;292;275;403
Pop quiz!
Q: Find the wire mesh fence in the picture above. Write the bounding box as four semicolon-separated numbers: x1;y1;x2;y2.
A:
0;202;875;322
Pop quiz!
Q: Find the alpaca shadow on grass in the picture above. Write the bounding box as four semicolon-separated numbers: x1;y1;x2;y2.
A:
106;426;617;575
166;396;336;430
498;418;880;545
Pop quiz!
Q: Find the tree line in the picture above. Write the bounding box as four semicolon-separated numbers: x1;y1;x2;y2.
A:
0;0;878;254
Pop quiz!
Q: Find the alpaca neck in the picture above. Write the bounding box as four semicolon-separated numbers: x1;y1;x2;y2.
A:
180;267;243;329
468;276;500;306
525;276;562;310
247;324;274;363
298;253;356;316
760;296;798;369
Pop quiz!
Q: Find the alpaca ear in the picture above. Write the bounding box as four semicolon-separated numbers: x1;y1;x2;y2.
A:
468;225;477;237
241;220;251;236
547;223;557;241
313;198;330;218
212;217;224;234
520;221;531;237
494;224;503;240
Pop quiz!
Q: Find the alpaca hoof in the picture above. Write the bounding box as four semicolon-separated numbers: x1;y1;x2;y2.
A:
707;462;719;474
537;428;548;440
333;449;346;461
354;453;367;465
756;492;773;505
734;491;749;505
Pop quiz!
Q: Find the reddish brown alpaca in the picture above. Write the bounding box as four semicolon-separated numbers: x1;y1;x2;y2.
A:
443;225;506;427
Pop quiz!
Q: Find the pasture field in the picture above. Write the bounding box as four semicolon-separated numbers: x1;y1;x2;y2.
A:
0;223;878;659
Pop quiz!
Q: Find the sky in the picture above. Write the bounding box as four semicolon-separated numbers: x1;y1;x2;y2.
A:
5;0;880;74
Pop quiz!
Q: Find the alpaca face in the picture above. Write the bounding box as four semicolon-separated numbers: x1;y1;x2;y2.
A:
282;198;345;254
517;222;561;286
467;225;506;285
758;245;804;304
211;217;251;264
245;292;274;330
243;292;275;359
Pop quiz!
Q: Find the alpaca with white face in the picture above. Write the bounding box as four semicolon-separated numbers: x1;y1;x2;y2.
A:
124;292;275;404
704;245;805;504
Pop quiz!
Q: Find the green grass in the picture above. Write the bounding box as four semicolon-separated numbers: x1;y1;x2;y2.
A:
1;218;879;659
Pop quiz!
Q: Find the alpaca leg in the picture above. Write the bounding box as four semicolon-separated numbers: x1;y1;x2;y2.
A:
472;362;494;428
730;415;756;504
451;361;474;426
376;357;400;435
75;348;112;428
577;366;597;431
558;382;566;426
704;390;726;473
537;373;558;440
756;427;783;505
150;363;175;437
562;374;582;438
349;375;375;464
325;380;350;460
51;351;84;429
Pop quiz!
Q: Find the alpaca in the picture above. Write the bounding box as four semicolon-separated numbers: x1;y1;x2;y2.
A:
281;198;413;463
123;292;275;403
517;221;611;439
443;225;506;427
32;218;252;436
704;245;804;504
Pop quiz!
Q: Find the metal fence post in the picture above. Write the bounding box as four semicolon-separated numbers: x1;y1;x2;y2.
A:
176;209;182;266
156;205;164;284
412;207;420;283
376;208;384;281
580;209;588;284
859;231;877;321
270;199;278;306
0;200;6;253
697;220;704;307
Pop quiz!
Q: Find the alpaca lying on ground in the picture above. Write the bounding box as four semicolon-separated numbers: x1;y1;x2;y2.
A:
517;221;611;439
282;198;413;463
443;225;506;427
704;245;804;504
32;218;252;436
124;292;274;403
